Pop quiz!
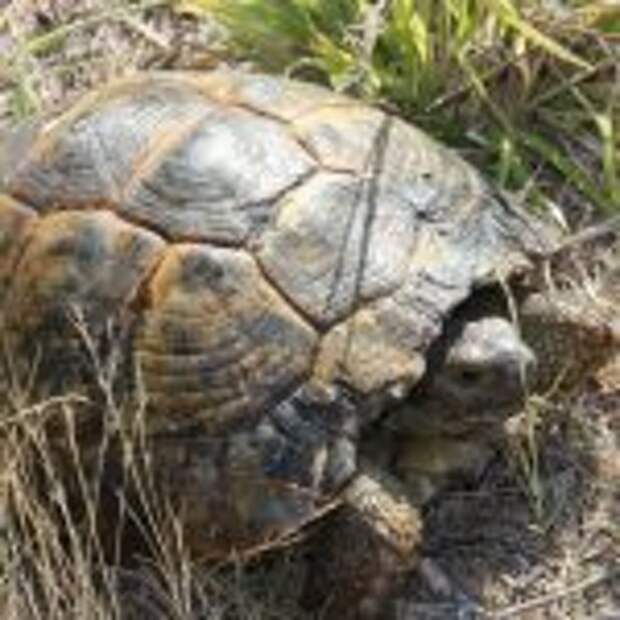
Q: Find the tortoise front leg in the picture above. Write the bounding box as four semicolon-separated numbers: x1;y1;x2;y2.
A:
303;462;422;619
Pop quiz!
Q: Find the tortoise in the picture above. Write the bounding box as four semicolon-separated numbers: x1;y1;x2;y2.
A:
0;70;618;617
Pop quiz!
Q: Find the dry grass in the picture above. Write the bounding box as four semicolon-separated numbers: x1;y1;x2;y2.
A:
406;388;620;619
0;1;618;619
0;332;617;619
0;326;314;619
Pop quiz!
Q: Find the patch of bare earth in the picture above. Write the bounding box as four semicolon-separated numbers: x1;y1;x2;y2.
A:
403;385;619;619
0;2;618;619
0;0;223;123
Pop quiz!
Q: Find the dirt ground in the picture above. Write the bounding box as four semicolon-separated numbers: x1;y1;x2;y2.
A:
0;1;618;618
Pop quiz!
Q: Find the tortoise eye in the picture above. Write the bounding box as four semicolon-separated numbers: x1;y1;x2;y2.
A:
456;368;483;385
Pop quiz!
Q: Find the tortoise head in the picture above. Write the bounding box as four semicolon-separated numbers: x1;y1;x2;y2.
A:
422;314;536;413
391;274;620;436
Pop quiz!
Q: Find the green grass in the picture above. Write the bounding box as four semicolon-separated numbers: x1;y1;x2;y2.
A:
189;0;619;215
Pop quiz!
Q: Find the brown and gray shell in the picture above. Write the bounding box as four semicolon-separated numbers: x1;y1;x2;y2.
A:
0;70;556;555
0;70;549;432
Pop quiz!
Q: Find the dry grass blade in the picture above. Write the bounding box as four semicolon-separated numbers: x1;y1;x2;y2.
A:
491;565;619;618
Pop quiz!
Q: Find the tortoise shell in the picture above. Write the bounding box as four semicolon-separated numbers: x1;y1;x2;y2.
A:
0;70;548;554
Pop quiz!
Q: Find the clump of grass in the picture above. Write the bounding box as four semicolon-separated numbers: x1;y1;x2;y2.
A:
0;307;309;619
189;0;619;216
0;356;309;620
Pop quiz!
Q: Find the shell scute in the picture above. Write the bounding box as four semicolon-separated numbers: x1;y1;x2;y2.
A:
257;172;417;327
291;104;388;173
123;105;315;243
191;69;353;121
0;195;38;308
135;244;318;431
4;210;165;385
8;80;212;213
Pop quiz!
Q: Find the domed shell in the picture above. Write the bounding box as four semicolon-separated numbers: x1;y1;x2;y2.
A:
0;70;551;554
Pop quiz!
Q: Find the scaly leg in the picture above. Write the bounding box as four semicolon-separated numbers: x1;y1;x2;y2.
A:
303;462;422;619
